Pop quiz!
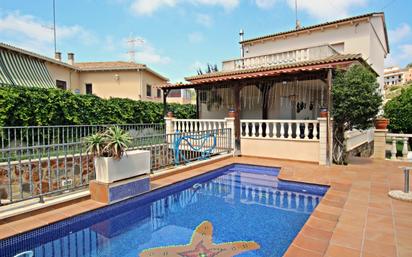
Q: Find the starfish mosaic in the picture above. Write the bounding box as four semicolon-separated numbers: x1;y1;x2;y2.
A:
139;221;260;257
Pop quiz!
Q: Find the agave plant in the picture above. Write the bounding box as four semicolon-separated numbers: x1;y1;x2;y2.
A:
85;133;106;157
103;126;132;160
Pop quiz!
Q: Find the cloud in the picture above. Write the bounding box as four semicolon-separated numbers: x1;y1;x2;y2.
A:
286;0;367;20
255;0;277;9
130;0;178;16
389;23;411;44
385;44;412;67
0;11;95;54
196;13;213;27
188;32;204;43
130;0;238;15
192;0;239;10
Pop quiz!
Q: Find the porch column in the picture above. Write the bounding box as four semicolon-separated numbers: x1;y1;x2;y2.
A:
234;84;241;150
373;129;388;160
326;68;333;165
195;89;200;119
318;117;328;165
163;89;171;117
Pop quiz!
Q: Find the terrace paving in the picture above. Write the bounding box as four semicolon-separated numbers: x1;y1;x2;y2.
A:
0;156;411;257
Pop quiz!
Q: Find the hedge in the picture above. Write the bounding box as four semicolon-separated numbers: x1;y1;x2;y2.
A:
0;86;196;126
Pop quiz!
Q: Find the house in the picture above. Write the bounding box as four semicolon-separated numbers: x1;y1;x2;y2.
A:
384;66;407;88
0;42;172;102
161;12;389;165
384;66;412;88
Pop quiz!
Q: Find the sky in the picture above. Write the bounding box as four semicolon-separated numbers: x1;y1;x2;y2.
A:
0;0;411;82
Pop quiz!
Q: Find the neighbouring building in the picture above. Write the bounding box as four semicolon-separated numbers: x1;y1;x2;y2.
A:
384;66;407;88
0;42;175;103
161;12;389;164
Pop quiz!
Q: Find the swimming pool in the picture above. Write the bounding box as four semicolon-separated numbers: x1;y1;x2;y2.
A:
1;164;328;257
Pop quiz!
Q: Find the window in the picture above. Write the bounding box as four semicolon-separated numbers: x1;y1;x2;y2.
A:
56;80;67;90
146;84;152;97
157;88;162;98
85;83;93;94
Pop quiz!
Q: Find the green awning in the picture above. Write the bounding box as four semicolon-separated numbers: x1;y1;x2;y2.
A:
0;49;55;88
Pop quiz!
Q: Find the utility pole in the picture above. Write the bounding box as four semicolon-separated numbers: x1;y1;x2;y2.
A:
53;0;57;54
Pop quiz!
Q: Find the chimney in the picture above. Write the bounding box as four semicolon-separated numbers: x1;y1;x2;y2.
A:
54;52;62;61
67;53;75;65
239;29;245;58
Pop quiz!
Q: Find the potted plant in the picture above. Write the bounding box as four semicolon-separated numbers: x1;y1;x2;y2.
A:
228;108;236;118
374;116;389;129
319;107;328;118
86;126;151;184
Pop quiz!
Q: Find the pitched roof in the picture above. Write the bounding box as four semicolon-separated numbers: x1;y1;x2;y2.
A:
0;42;75;69
0;42;169;81
184;54;363;83
74;61;146;71
240;12;389;53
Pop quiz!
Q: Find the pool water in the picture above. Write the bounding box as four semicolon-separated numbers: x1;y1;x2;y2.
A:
1;164;328;257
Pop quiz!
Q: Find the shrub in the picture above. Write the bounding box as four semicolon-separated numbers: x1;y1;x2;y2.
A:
384;86;412;148
332;65;382;164
0;86;196;126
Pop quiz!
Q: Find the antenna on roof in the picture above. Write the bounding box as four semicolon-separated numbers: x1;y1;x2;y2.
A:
127;33;145;63
295;0;301;29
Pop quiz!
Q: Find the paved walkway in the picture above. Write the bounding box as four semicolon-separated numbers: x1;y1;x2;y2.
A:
0;156;411;257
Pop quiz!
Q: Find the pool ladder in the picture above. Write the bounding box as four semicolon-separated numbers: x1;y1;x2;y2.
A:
13;251;33;257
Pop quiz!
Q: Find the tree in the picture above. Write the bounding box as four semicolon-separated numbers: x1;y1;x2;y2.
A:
406;63;412;68
384;85;412;148
332;65;382;164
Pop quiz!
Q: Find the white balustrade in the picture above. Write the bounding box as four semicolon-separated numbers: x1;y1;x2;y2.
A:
172;119;227;133
240;120;319;141
225;45;336;71
345;128;375;152
387;133;412;161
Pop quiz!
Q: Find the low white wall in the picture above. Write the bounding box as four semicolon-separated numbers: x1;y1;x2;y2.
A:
240;138;320;163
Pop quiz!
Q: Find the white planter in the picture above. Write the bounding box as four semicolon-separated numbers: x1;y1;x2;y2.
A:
94;150;150;184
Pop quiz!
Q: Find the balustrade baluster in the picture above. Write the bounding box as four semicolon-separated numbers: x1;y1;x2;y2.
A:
402;137;409;160
251;123;256;138
304;122;309;139
245;123;250;137
258;122;262;138
391;138;397;160
273;122;277;138
280;122;285;139
288;122;292;138
265;122;269;138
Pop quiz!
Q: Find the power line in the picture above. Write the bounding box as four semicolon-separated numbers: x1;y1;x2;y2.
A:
381;0;397;10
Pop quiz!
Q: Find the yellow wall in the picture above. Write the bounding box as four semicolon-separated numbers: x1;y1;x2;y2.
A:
140;70;166;102
45;62;80;91
78;70;141;99
77;69;167;101
241;138;320;163
45;63;169;101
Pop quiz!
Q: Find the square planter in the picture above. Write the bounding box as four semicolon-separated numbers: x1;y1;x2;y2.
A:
94;150;150;184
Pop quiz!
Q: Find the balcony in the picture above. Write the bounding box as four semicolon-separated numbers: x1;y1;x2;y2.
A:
222;44;339;71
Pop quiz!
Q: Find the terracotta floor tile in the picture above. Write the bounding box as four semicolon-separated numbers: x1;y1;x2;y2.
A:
0;224;19;240
324;244;361;257
300;225;333;242
330;229;363;250
284;245;323;257
293;234;329;254
363;240;397;257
